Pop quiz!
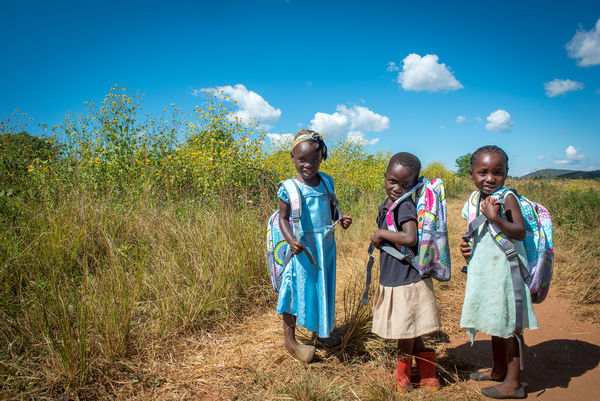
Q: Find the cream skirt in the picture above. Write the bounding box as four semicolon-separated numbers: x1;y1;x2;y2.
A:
371;278;441;339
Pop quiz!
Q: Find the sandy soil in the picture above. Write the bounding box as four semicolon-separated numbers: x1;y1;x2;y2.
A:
447;292;600;400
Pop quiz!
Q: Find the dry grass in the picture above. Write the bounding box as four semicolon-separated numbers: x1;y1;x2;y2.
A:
108;198;488;401
2;179;598;400
109;191;598;400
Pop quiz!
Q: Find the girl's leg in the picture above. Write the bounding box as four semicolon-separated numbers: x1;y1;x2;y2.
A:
413;336;425;353
397;338;415;356
282;312;315;362
470;336;508;381
414;336;441;391
492;335;523;394
481;335;526;398
490;335;509;379
395;339;415;392
282;312;298;352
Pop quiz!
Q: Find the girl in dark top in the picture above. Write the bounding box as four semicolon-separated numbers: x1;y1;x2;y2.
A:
370;152;441;392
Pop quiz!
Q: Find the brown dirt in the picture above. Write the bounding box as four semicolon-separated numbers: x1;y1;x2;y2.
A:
114;199;600;400
447;293;600;400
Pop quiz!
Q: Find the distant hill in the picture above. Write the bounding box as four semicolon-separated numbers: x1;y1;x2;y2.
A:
522;169;600;179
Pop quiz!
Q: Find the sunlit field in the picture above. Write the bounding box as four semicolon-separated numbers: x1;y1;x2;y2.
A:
1;88;598;399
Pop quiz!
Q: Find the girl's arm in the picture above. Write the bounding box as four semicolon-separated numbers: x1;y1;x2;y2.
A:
481;194;526;241
371;220;418;249
278;199;306;254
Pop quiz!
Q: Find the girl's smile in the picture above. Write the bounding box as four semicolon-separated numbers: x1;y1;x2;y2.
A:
469;152;507;196
384;164;418;205
291;141;322;186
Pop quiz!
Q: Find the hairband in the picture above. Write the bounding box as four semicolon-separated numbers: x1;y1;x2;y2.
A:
292;131;322;152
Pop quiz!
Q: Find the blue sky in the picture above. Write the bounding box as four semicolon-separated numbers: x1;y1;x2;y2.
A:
1;0;599;176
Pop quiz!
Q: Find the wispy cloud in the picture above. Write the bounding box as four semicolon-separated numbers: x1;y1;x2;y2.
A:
394;53;463;92
456;115;466;123
544;79;584;97
485;110;513;132
386;61;400;72
566;18;600;67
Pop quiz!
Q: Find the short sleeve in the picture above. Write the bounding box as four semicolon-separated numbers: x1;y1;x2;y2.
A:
277;185;289;203
395;199;417;227
461;200;469;220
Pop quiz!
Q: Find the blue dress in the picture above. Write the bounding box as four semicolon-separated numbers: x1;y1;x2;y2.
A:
276;176;337;338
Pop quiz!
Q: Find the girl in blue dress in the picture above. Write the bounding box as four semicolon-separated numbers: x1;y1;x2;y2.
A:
460;146;538;399
277;129;352;362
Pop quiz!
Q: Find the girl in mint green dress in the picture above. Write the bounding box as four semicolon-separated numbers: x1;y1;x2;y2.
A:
459;146;537;400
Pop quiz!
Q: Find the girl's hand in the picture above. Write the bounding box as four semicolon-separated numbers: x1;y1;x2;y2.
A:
288;239;306;255
460;239;472;262
481;197;501;223
339;214;352;229
370;229;386;249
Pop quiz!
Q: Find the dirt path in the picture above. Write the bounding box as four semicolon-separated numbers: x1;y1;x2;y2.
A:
446;292;600;400
116;199;600;400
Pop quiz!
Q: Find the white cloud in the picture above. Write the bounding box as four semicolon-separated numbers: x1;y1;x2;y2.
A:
197;84;281;129
566;18;600;67
337;105;390;132
544;79;584;97
475;116;482;122
347;131;380;146
396;53;463;92
309;104;389;145
440;126;446;130
310;111;348;137
266;133;293;147
485;109;513;132
537;155;545;161
456;115;466;123
554;145;586;165
586;165;600;171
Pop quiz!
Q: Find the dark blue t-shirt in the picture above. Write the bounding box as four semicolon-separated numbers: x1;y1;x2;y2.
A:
377;198;421;287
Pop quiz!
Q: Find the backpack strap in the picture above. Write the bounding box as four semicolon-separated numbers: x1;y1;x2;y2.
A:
279;179;316;266
361;243;376;305
385;178;424;232
319;172;343;226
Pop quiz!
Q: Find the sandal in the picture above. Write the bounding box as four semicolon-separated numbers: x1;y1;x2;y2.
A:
469;370;506;382
481;386;526;399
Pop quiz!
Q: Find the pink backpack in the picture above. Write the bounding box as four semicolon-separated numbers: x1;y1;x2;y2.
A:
362;177;451;304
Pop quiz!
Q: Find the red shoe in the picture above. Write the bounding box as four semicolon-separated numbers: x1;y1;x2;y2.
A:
414;349;440;391
393;356;412;392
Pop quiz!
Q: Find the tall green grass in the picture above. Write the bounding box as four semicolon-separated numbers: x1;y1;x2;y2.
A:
0;190;271;398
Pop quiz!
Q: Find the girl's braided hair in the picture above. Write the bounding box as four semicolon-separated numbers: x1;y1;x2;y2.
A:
387;152;421;176
470;145;509;170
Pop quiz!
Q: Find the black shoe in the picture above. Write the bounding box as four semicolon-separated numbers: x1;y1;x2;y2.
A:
316;335;341;347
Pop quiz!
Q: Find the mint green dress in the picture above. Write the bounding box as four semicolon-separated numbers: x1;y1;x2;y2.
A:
460;199;538;343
